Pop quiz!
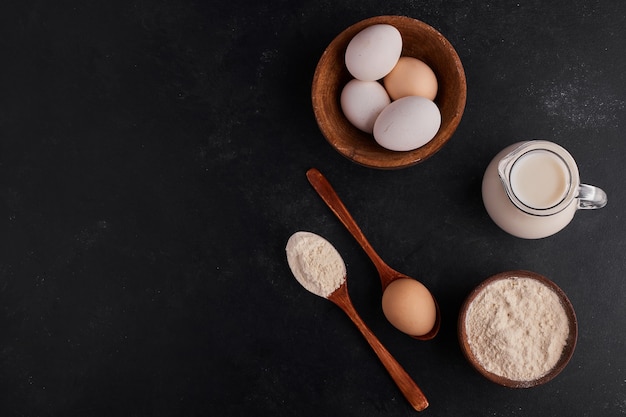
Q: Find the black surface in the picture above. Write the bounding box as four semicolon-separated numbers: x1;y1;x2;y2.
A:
2;1;626;416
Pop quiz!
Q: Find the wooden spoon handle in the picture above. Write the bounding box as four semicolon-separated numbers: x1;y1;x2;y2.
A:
329;288;429;411
306;168;386;272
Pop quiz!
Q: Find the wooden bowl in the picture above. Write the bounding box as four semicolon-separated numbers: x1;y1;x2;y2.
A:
457;270;578;388
311;15;467;169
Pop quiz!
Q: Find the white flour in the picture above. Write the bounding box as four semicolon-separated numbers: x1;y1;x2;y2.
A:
465;277;570;382
286;231;346;298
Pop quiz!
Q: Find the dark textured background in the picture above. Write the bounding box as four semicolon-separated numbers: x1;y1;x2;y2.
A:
2;0;625;416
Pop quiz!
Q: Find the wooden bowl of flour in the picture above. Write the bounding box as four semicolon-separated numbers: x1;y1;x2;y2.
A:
458;270;578;388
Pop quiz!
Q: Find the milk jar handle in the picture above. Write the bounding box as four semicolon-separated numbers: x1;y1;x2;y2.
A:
577;184;608;209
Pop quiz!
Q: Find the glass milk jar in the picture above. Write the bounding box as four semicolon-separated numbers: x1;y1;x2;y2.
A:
482;140;607;239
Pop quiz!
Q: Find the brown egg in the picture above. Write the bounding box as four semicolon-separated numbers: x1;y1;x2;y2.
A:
383;57;438;101
382;278;437;336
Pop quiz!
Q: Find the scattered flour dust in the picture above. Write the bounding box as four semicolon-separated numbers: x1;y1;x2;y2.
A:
465;277;570;382
286;231;346;298
538;81;625;129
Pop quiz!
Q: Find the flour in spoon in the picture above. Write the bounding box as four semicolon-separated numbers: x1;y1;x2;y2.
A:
286;231;346;298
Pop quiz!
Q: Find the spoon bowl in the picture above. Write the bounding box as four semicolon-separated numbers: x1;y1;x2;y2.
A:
306;168;441;340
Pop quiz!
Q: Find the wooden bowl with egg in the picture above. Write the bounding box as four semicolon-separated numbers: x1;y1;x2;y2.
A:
457;270;578;388
311;15;467;169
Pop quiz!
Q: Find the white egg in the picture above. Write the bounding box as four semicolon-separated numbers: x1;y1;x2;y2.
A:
373;96;441;151
345;24;402;81
340;79;391;133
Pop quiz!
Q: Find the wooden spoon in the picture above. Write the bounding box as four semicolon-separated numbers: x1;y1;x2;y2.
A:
328;282;429;411
306;167;441;340
286;231;428;411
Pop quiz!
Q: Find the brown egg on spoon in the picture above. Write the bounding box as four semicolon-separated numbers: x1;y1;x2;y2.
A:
382;278;437;337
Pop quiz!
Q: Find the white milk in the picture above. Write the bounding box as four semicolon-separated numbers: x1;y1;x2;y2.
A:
509;150;571;209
